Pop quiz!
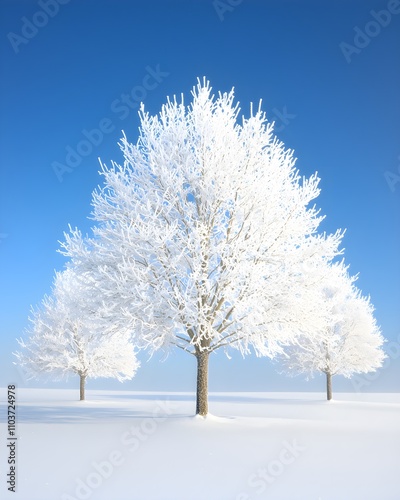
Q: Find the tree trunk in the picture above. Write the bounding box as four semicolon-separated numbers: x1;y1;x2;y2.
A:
195;351;209;416
326;371;332;401
79;374;86;401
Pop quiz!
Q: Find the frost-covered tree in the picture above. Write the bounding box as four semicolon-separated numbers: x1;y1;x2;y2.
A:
61;79;344;415
279;262;385;400
15;268;139;400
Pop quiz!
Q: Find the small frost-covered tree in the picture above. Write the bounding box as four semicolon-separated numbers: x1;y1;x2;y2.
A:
279;262;385;400
15;268;139;400
61;79;344;415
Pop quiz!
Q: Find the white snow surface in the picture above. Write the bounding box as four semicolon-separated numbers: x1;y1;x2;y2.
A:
2;389;399;500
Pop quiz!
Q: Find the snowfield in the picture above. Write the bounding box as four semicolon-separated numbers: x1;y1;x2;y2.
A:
2;389;400;500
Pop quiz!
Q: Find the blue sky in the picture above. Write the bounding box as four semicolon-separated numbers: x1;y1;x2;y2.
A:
0;0;399;394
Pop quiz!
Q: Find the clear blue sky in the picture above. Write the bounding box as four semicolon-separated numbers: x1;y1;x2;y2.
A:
1;0;399;394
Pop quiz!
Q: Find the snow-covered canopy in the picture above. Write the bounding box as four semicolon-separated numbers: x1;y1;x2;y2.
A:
61;79;345;360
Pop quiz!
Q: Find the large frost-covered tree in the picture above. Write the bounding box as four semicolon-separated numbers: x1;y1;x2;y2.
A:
15;268;139;400
61;79;344;415
279;262;385;400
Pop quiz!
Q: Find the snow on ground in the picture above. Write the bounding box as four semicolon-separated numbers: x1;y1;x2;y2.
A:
2;389;399;500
